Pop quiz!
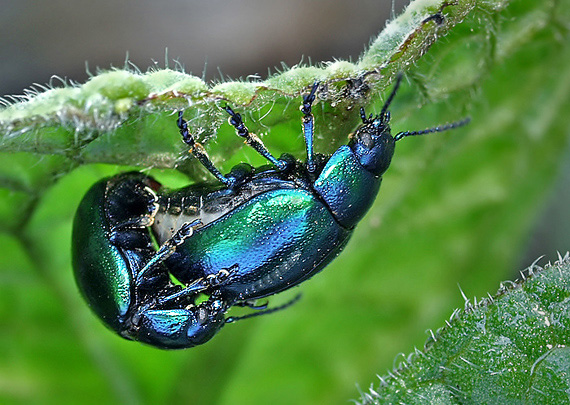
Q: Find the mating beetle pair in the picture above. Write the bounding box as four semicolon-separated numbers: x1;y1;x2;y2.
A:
72;75;468;349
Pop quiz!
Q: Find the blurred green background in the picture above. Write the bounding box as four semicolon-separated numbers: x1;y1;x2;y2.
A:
1;0;569;404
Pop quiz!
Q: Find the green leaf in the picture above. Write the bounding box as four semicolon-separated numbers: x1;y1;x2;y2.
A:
0;0;569;404
357;255;570;404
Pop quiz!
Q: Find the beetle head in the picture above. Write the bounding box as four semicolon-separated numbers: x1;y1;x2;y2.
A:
348;73;470;177
133;298;227;349
347;74;404;177
348;109;396;177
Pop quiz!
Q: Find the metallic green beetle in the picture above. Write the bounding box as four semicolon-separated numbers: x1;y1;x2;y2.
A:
72;76;468;348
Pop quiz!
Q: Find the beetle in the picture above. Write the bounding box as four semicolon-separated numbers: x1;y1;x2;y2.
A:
72;74;469;349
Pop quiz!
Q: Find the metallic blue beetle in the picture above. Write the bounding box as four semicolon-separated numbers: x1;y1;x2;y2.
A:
72;75;468;349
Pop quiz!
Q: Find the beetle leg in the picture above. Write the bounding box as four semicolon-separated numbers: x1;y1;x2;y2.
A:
136;219;202;285
225;294;302;323
156;265;240;306
177;112;235;187
234;299;268;310
224;105;289;171
300;81;319;173
156;277;212;305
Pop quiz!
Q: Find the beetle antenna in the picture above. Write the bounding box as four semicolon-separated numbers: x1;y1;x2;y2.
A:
225;294;302;323
379;73;403;120
394;117;471;141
